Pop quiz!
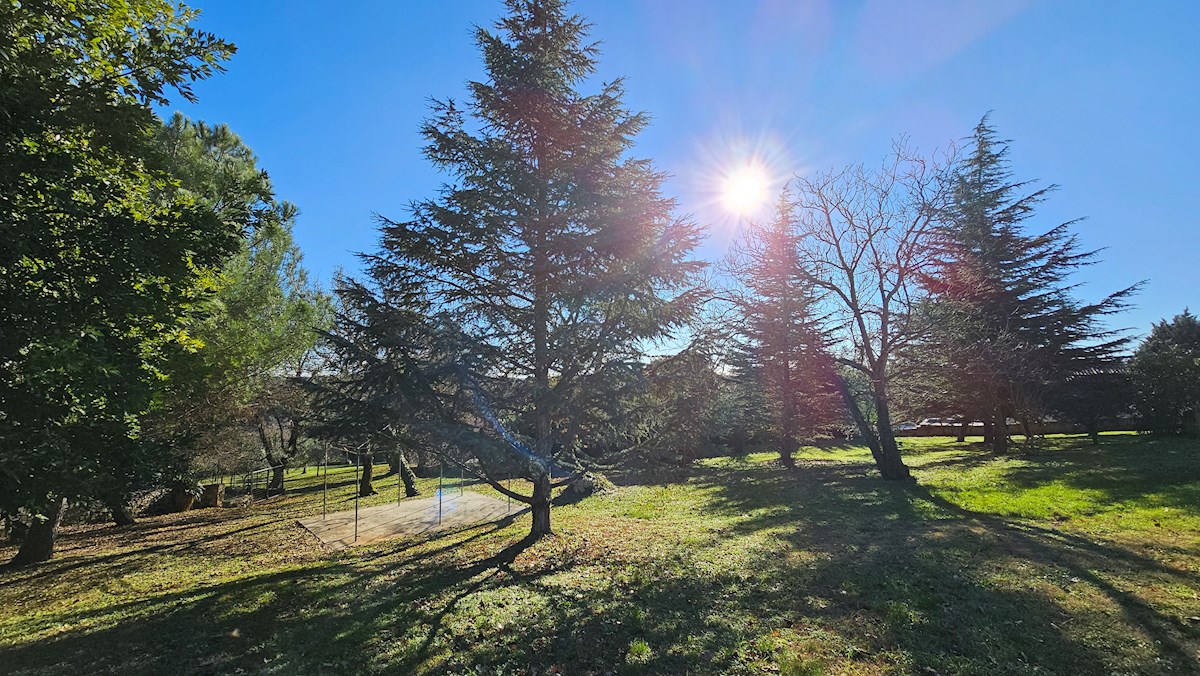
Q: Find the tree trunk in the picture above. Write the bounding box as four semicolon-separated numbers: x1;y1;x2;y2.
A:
269;461;287;495
871;383;912;481
834;373;881;458
531;208;554;540
1087;418;1100;446
530;473;552;537
778;435;797;469
983;420;994;445
358;452;376;496
388;452;401;476
415;448;430;477
956;418;968;443
399;453;419;497
11;498;67;566
992;410;1009;454
108;498;136;527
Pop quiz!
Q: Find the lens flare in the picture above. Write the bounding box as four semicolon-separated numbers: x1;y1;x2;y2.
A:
721;163;771;216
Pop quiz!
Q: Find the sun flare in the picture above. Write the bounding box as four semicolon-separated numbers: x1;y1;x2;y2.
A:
721;164;771;216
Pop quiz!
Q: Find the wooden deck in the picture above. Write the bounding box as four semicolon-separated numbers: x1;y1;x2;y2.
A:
297;490;524;550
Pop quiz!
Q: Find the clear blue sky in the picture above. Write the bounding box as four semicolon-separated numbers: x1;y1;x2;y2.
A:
166;0;1199;337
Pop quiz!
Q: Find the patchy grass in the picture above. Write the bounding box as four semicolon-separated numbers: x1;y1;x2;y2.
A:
2;434;1199;674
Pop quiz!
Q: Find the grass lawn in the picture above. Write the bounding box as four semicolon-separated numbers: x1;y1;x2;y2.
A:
2;434;1199;674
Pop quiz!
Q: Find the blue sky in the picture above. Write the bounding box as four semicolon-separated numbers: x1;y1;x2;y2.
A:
167;0;1199;337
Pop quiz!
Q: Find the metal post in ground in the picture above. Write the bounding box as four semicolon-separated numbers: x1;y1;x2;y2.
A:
354;452;361;542
460;461;464;496
396;451;401;505
438;460;443;524
322;443;328;520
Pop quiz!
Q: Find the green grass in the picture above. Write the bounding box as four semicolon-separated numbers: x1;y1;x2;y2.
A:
2;434;1199;674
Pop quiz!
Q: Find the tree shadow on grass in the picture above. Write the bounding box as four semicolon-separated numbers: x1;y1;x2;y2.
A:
688;459;1200;674
0;522;559;674
0;517;277;591
907;434;1200;515
3;448;1199;675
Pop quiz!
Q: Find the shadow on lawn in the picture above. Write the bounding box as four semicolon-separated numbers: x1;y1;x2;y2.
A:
754;460;1196;671
908;434;1200;515
0;520;555;674
3;445;1199;675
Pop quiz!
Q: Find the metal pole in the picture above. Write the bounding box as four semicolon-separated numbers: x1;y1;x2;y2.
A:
354;452;360;542
396;451;401;505
438;460;443;524
322;443;328;519
460;462;464;496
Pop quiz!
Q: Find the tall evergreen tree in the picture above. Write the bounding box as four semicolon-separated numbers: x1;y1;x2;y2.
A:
726;194;842;468
363;0;704;536
925;116;1137;452
306;273;459;498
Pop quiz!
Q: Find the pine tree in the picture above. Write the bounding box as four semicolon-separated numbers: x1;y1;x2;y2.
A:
362;0;703;537
726;194;842;468
926;116;1137;451
307;274;459;498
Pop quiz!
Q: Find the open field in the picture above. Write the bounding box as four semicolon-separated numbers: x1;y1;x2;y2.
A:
2;435;1199;675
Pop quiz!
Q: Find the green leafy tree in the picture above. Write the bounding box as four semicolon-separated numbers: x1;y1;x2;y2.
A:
925;117;1137;452
368;0;704;536
151;116;332;496
1131;310;1200;435
0;1;235;564
638;344;721;466
1048;365;1132;445
712;345;771;457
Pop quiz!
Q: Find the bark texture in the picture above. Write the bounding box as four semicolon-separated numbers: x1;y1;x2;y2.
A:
11;498;66;566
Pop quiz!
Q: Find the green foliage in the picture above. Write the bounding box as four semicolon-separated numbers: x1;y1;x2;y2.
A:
634;342;722;466
150;115;332;479
924;116;1137;445
0;1;237;518
725;193;844;464
1131;310;1200;434
307;275;472;465
625;638;652;663
344;0;704;531
712;349;772;456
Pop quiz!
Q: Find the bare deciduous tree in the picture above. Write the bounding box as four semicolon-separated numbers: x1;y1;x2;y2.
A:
793;143;952;480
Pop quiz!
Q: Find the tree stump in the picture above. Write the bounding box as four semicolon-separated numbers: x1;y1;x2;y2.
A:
170;487;198;512
200;483;225;508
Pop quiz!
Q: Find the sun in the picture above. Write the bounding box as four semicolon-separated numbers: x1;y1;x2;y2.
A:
721;163;771;217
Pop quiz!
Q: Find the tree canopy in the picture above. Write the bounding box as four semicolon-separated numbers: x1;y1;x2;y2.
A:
0;0;239;563
330;0;705;536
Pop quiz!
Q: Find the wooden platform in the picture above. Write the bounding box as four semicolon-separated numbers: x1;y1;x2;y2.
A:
297;490;524;550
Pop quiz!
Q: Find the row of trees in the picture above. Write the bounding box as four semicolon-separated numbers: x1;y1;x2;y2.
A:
5;0;1186;560
1;1;329;563
307;0;1145;539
